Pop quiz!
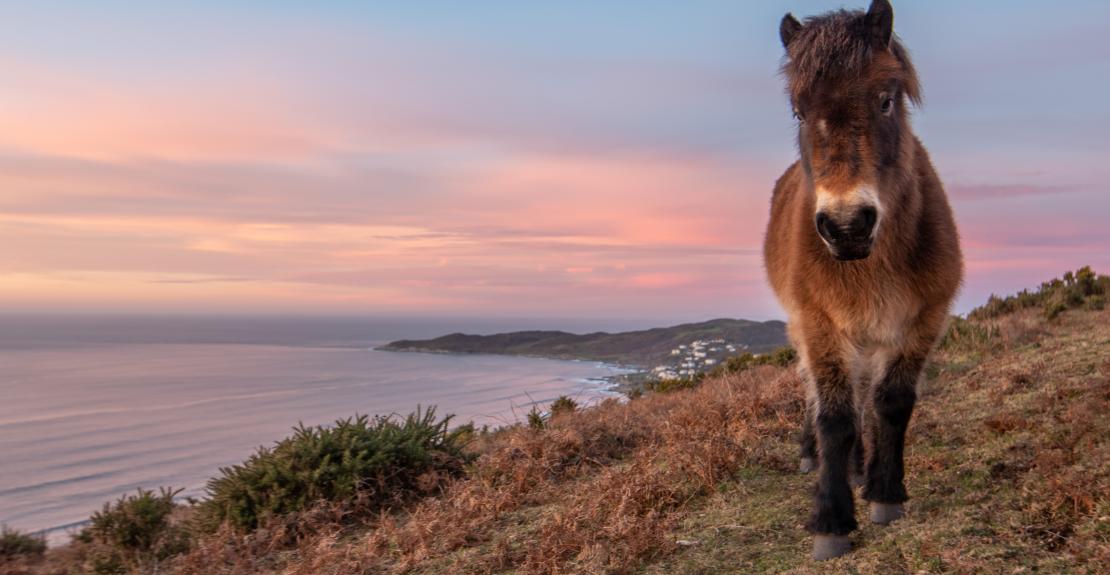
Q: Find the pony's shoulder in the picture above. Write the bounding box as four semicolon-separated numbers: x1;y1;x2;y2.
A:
772;160;803;206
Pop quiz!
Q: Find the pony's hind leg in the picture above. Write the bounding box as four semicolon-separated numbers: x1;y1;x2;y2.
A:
849;423;866;487
800;394;818;473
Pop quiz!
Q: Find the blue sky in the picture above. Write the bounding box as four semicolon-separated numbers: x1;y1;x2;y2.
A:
1;1;1107;319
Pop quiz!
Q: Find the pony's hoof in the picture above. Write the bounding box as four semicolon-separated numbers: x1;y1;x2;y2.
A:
812;534;851;561
799;457;816;473
869;502;904;525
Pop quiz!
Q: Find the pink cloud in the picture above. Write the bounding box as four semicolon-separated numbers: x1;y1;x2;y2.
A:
947;183;1080;200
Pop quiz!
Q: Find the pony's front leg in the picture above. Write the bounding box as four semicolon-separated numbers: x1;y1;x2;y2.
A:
862;352;922;523
802;336;859;560
863;306;945;524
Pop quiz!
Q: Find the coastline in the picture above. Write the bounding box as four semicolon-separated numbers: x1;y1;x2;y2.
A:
374;345;649;395
2;340;630;547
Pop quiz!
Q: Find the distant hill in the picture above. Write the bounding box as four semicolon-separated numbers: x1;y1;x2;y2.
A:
378;318;788;367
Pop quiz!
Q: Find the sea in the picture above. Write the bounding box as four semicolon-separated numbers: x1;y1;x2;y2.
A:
0;314;642;544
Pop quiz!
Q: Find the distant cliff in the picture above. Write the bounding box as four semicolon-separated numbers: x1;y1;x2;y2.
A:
377;318;788;367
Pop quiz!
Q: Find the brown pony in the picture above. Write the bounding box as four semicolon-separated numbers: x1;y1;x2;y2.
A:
764;0;963;560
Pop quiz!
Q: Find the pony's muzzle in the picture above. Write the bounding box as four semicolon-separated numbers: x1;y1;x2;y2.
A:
815;205;877;261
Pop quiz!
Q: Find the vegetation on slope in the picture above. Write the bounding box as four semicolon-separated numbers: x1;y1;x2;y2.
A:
77;488;191;575
5;269;1107;575
200;409;470;532
0;526;46;562
969;265;1107;321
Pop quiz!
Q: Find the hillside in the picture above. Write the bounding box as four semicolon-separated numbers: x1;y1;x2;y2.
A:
379;318;788;367
5;271;1107;574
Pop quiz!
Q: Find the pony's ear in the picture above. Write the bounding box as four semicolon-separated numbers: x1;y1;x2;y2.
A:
865;0;894;48
780;13;802;49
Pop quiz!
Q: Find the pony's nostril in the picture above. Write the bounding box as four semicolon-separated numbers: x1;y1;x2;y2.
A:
815;212;837;243
859;206;878;231
852;206;878;239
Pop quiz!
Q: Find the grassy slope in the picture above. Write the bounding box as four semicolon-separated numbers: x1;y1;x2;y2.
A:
646;308;1109;574
416;308;1107;575
274;308;1107;574
11;306;1107;575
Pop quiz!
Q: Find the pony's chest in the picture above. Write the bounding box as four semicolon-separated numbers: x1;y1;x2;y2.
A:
829;286;918;347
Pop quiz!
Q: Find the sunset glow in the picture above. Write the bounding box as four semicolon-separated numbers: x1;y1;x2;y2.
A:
3;1;1108;320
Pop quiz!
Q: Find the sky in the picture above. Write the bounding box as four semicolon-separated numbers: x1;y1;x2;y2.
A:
2;1;1108;323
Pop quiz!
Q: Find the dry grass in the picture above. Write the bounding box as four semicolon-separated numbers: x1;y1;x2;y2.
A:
15;305;1109;575
261;366;803;575
645;307;1110;574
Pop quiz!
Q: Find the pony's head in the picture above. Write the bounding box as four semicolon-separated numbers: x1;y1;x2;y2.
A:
780;0;921;261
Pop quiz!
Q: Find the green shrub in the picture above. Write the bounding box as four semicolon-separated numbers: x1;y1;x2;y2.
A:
83;487;190;572
969;267;1106;321
549;395;578;416
764;346;798;367
940;316;999;352
648;376;701;394
450;421;483;446
527;405;546;429
1044;297;1068;321
0;525;46;559
86;547;126;575
201;407;469;531
709;346;797;378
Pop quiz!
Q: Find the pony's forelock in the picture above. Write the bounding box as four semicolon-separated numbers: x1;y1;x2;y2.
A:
782;9;922;106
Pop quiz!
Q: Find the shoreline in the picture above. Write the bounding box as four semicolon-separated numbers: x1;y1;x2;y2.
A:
374;345;649;393
3;343;629;548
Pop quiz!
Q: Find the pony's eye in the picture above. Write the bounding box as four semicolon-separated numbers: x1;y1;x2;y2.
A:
793;108;805;123
880;96;895;116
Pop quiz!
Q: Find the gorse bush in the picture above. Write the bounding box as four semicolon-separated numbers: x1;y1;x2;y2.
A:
939;315;999;353
87;487;182;553
527;396;580;429
710;346;797;377
82;487;190;574
201;407;469;531
0;525;46;559
969;266;1107;321
549;395;578;416
527;405;546;429
648;376;701;394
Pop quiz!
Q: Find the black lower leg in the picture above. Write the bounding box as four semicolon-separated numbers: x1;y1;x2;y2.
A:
807;404;859;535
863;355;923;504
849;425;865;483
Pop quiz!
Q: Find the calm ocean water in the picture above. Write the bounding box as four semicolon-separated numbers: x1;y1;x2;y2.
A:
0;315;639;543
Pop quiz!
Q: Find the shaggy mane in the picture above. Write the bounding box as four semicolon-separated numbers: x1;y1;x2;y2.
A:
782;9;921;105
